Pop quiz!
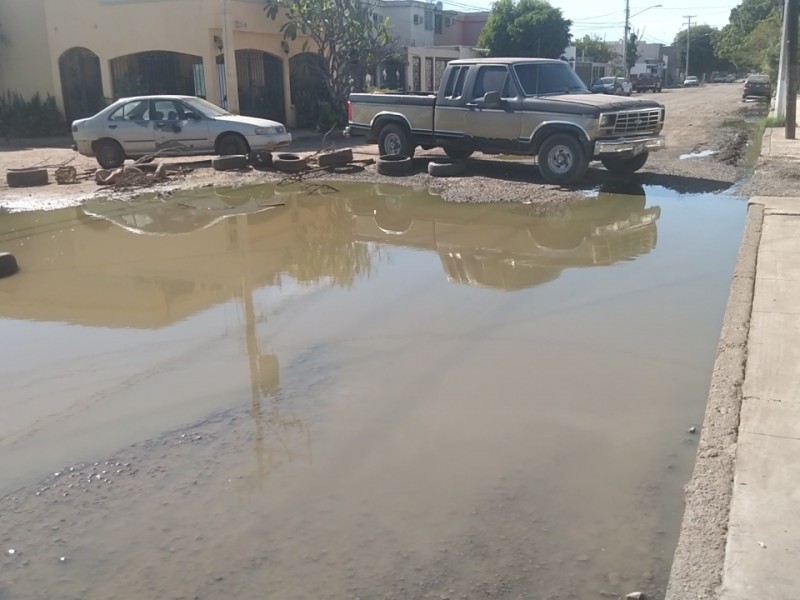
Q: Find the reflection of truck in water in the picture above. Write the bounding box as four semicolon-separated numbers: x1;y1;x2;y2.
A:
349;185;660;291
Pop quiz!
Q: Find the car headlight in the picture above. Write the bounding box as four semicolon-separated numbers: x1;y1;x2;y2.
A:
255;126;285;135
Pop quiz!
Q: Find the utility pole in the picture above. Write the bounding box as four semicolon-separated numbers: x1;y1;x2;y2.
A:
622;0;630;78
786;0;797;138
683;15;695;80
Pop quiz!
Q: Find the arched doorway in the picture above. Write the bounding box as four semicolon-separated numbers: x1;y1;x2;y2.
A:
289;53;330;129
58;48;104;123
110;51;205;98
235;50;285;123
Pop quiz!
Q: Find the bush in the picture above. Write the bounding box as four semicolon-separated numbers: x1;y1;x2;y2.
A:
0;92;68;138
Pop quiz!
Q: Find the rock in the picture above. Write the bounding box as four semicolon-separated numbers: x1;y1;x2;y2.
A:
626;592;647;600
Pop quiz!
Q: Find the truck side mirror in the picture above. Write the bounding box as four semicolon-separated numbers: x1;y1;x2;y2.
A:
483;90;503;107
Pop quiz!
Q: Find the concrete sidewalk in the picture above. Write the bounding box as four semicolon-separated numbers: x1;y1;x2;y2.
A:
666;128;800;600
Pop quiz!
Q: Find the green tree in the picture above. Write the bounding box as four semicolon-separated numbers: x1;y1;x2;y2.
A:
674;25;730;78
626;32;640;72
263;0;398;125
715;0;781;71
574;34;616;63
478;0;572;58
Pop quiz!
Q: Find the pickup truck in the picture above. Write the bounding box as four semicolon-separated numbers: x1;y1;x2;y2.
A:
346;58;666;185
632;74;663;93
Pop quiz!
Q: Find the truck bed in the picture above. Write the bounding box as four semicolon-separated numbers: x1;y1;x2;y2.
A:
349;93;436;139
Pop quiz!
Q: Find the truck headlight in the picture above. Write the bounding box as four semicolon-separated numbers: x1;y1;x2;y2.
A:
599;113;616;128
255;126;285;135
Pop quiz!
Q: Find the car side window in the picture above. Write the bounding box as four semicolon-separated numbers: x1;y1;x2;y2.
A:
151;100;182;121
472;66;512;99
109;100;150;122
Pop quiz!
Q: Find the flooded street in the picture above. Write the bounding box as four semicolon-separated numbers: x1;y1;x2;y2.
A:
0;183;745;600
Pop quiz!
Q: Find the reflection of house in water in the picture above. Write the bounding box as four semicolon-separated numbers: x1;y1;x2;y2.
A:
349;185;660;291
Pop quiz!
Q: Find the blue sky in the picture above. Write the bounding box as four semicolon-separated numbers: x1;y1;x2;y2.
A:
441;0;742;46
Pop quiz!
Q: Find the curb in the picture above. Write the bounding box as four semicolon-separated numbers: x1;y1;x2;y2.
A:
664;202;763;600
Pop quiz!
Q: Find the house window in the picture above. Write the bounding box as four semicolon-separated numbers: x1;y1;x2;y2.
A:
434;14;443;34
424;10;433;30
373;13;380;23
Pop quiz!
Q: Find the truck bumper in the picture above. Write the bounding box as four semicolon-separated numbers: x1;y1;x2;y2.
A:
594;135;665;157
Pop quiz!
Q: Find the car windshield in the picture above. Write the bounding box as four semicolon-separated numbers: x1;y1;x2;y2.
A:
597;77;614;84
183;97;232;117
686;76;698;81
748;75;769;83
515;63;589;96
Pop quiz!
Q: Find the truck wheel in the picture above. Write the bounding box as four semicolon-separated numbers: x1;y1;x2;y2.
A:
443;145;474;159
601;152;649;175
537;134;589;185
378;123;415;158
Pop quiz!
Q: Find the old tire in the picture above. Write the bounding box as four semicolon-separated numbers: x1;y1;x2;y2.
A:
377;154;413;176
427;159;467;177
443;145;474;159
273;153;308;173
537;133;589;185
378;123;415;158
601;152;649;176
248;151;273;168
6;168;49;188
212;154;249;171
0;252;19;278
318;148;354;168
217;133;250;156
95;140;126;169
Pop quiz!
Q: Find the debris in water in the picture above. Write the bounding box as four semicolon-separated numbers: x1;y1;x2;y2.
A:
758;541;767;549
688;426;697;434
7;548;17;556
679;149;718;159
59;556;67;563
626;593;647;600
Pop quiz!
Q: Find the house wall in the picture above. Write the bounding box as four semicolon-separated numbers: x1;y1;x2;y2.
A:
375;0;435;47
0;0;312;126
0;0;56;100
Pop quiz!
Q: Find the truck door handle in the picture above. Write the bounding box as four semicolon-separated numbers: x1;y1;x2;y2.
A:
465;102;478;109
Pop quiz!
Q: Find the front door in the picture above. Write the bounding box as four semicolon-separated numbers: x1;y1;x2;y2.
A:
150;99;211;154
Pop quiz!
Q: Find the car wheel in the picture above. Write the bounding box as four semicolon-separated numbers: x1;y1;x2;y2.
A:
601;152;649;175
376;154;413;176
217;133;250;156
378;123;415;158
6;168;49;188
0;252;20;279
95;140;126;169
537;133;589;185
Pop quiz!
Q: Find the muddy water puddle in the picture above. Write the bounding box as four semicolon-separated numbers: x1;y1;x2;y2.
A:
0;183;745;599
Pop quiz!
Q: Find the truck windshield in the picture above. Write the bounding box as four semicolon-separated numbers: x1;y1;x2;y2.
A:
514;63;589;96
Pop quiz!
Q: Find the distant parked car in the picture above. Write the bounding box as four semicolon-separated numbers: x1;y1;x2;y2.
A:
590;77;632;96
71;95;292;169
683;76;699;87
743;74;772;101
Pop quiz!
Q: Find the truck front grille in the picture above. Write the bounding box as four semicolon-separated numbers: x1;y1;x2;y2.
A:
613;109;662;135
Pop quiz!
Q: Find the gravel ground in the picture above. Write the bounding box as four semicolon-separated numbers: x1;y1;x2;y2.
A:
0;84;763;213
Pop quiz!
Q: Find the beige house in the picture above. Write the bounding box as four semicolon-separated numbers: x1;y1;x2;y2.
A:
0;0;325;127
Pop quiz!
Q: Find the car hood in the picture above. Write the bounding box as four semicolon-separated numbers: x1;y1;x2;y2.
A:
544;94;662;111
214;115;285;128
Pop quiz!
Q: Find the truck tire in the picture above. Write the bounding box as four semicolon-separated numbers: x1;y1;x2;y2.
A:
601;152;649;176
537;133;589;185
212;155;249;171
273;153;308;172
443;145;474;159
428;158;467;177
378;123;415;158
377;154;413;176
0;252;19;278
317;148;353;168
6;168;49;187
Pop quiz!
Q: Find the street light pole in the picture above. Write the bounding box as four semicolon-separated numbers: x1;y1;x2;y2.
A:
683;15;695;79
622;0;630;78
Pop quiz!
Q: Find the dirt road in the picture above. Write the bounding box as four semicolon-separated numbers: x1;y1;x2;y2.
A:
0;84;759;212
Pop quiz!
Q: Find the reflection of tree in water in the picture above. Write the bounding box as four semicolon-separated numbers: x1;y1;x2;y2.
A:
284;200;375;287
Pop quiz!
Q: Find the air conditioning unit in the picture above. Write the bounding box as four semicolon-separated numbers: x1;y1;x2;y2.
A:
413;14;422;24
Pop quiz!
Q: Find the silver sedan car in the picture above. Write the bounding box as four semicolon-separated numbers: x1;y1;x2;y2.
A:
72;95;292;168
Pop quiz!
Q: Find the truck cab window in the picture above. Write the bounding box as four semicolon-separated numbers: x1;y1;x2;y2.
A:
472;66;513;99
514;63;588;96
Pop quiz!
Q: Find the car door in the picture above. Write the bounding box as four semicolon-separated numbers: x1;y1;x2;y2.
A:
443;65;521;152
150;99;211;154
105;99;156;156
